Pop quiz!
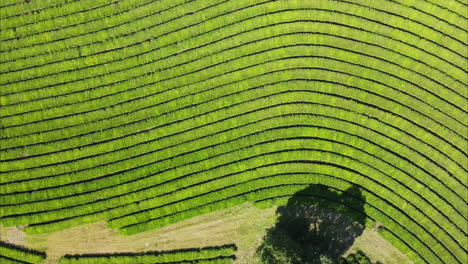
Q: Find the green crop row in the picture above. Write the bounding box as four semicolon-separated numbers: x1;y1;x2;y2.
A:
4;120;461;221
4;1;464;95
58;245;236;264
1;20;464;120
424;0;467;21
3;0;464;75
0;2;465;264
0;242;46;264
397;0;467;31
3;117;464;239
6;135;464;246
5;0;464;91
113;179;445;263
0;0;226;59
0;0;138;37
100;156;461;261
2;32;464;132
0;0;76;20
4;61;464;173
18;149;463;262
2;85;465;197
3;99;464;217
2;68;464;176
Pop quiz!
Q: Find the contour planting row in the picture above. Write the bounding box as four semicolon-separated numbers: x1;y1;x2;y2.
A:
2;115;464;240
0;0;22;8
1;21;465;119
29;142;467;260
108;152;462;256
0;0;191;70
1;0;464;76
0;242;46;264
425;0;467;18
2;117;463;230
4;131;464;244
0;0;131;34
2;29;465;129
394;0;466;32
2;88;465;202
0;11;464;105
3;138;465;260
110;171;462;263
0;0;229;60
2;1;466;93
1;60;465;173
109;173;453;264
1;2;466;264
58;245;237;264
0;0;80;20
2;96;465;217
413;0;467;23
0;31;464;120
14;168;453;263
1;62;466;175
1;0;464;46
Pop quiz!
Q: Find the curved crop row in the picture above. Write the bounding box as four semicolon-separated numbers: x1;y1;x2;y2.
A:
0;1;466;264
1;37;464;132
2;92;464;201
2;100;464;260
2;113;464;231
0;0;125;33
58;245;236;264
2;2;466;93
1;70;465;174
0;242;46;264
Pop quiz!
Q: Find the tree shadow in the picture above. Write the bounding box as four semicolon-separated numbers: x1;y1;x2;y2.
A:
256;184;368;264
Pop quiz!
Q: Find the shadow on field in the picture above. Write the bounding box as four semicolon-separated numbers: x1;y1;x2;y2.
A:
256;184;368;264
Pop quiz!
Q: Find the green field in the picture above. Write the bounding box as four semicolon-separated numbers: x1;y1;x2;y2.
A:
0;0;467;263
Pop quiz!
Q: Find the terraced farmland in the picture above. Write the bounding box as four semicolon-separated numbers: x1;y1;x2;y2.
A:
0;0;467;263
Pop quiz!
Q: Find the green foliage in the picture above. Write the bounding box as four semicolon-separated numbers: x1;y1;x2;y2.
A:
58;245;236;264
0;242;46;264
0;1;466;264
256;185;366;264
340;250;377;264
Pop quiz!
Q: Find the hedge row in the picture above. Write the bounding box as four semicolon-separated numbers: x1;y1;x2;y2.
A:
2;0;465;92
58;244;236;264
21;161;461;262
5;104;463;230
0;242;46;264
1;1;465;264
3;82;464;187
4;130;464;249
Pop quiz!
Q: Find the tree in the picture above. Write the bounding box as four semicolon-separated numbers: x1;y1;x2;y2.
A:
256;184;367;264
